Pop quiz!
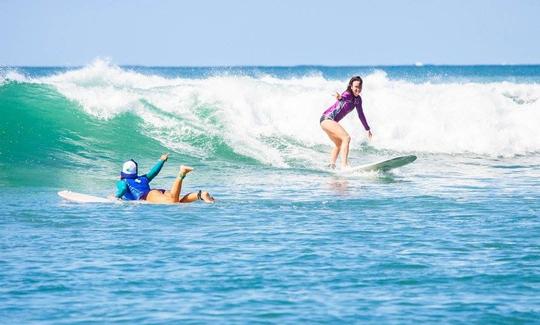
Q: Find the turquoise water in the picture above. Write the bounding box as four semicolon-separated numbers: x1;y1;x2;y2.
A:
1;62;539;323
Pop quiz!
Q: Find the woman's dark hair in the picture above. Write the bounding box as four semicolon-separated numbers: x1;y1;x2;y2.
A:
345;76;363;94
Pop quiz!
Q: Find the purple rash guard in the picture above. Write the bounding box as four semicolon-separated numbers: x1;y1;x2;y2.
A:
322;91;370;131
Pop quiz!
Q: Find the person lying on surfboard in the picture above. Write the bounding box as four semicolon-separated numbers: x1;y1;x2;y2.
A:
320;76;372;169
115;153;215;203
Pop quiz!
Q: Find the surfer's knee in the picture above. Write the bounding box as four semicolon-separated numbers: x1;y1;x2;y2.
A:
341;134;351;144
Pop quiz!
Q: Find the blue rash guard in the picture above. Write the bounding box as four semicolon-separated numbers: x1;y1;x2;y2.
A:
115;159;165;201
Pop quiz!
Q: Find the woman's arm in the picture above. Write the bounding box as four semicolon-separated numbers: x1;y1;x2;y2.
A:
115;180;127;198
356;99;371;134
146;153;169;181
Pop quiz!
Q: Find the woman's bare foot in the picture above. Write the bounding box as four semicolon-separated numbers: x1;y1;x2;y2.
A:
179;165;193;178
201;191;215;203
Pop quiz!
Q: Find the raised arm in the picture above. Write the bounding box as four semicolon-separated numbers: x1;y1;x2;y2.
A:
146;153;169;181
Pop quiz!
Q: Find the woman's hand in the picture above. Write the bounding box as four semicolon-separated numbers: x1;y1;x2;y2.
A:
160;153;169;161
334;92;342;100
367;130;373;140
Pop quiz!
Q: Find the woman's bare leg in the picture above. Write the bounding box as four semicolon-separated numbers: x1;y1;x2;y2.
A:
145;165;193;203
330;141;341;167
200;191;215;203
169;165;193;202
321;121;341;166
179;192;198;203
321;120;351;168
179;190;215;203
339;135;351;167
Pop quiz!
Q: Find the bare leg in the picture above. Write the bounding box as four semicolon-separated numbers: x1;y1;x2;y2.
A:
330;141;341;167
339;134;351;167
168;165;193;202
145;165;193;203
179;192;199;203
321;120;351;168
200;191;215;203
179;191;215;203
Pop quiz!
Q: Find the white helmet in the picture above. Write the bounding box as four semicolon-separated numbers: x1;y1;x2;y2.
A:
122;160;138;175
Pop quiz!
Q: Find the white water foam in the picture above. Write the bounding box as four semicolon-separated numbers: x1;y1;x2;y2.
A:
0;68;28;85
35;60;540;166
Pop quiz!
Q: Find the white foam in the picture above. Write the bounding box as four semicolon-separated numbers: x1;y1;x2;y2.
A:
361;73;540;156
33;60;540;166
0;68;29;84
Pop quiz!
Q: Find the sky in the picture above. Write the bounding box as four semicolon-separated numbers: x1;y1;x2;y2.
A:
1;0;539;66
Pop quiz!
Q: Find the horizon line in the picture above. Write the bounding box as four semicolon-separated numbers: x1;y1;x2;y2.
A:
3;63;540;69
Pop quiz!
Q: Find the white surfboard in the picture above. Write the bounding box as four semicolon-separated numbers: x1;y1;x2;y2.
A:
344;155;417;173
58;190;119;203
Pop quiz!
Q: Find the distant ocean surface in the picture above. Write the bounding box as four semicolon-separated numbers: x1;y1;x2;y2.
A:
1;61;539;323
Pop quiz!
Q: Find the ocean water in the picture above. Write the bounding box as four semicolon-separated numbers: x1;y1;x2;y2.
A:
1;61;539;323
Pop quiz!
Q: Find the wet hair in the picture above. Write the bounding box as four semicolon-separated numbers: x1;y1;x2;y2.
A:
345;76;363;95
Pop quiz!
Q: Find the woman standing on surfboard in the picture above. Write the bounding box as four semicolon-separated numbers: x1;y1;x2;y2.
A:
115;153;215;204
320;76;372;169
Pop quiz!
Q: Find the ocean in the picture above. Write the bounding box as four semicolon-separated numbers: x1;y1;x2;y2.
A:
1;61;539;323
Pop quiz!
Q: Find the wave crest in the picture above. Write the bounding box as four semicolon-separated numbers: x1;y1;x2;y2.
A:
7;60;540;166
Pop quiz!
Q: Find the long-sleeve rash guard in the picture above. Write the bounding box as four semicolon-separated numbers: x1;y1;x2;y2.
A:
322;91;370;131
115;159;165;199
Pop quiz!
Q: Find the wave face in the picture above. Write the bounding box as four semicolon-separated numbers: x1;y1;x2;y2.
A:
1;61;539;185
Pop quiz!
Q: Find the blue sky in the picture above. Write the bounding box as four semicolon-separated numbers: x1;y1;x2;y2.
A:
1;0;539;66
